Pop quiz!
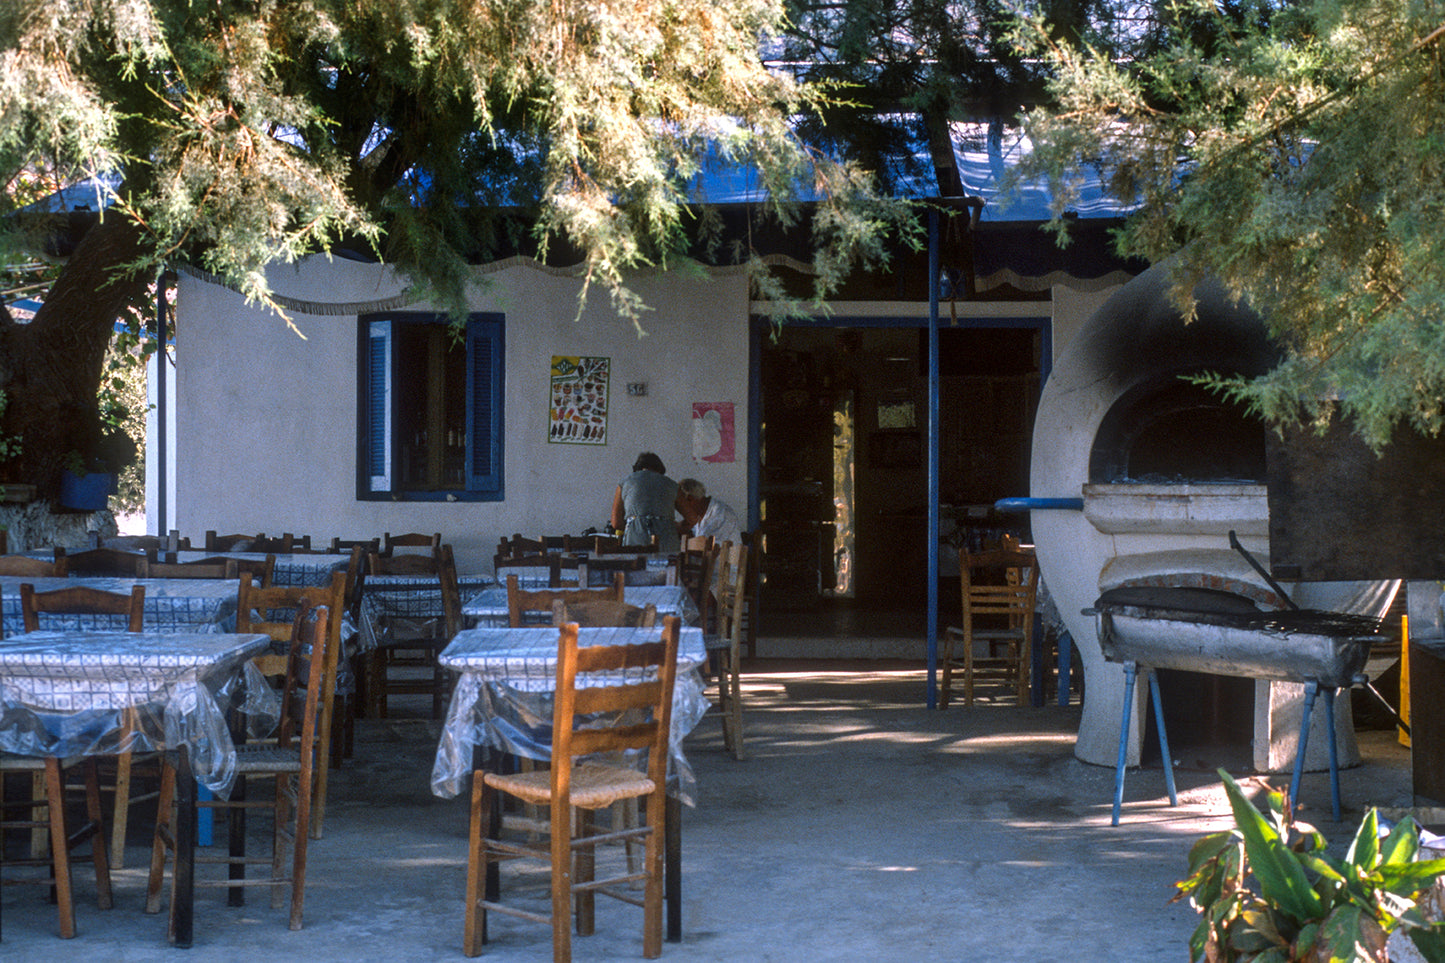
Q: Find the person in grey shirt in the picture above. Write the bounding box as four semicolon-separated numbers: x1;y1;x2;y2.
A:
610;452;680;552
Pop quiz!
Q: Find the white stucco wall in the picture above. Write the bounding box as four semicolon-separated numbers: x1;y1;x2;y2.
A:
172;257;751;572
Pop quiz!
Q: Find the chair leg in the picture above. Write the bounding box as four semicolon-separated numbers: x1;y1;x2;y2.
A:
550;794;572;963
642;793;665;959
290;773;312;930
80;761;114;911
110;751;133;868
42;759;77;939
145;762;176;914
573;806;594;936
463;773;491;957
725;648;745;761
939;631;956;709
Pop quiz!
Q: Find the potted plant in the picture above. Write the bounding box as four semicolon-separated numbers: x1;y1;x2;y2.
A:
59;427;137;511
1176;770;1445;961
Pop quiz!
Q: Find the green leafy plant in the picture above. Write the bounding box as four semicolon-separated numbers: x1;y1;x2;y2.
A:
1175;770;1445;962
0;390;21;465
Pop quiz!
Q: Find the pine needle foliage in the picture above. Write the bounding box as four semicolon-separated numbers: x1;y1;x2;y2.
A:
0;0;916;330
1010;0;1445;449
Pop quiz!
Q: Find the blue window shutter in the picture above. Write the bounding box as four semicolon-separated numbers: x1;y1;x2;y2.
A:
466;316;503;494
365;320;392;491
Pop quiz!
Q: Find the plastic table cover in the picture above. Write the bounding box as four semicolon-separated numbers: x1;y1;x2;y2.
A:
0;630;278;795
0;576;242;636
460;583;700;627
430;624;709;805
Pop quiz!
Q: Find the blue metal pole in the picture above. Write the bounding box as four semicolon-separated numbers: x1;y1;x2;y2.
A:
927;207;940;710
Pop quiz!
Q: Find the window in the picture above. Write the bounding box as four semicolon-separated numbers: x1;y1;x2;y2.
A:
357;312;504;501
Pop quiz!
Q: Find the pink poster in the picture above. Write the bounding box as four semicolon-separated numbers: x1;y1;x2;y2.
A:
692;402;734;463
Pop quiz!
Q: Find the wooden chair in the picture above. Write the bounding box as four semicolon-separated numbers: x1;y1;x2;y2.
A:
20;582;149;869
57;546;151;577
739;531;759;660
0;753;113;938
139;556;237;579
581;554;647;586
496;533;548;558
710;541;749;759
234;572;348;839
204;531;263;552
563;533;621;554
147;602;333;932
364;545;461;718
505;574;624;627
329;536;380;556
97;534;167;552
674;535;717;632
232;554;277;589
551;599;657;628
0;554;68;577
382;531;442;556
940;546;1040;708
463;617;681;960
249;534;297;554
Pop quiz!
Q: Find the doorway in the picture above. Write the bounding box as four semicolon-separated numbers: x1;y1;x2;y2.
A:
754;318;1047;655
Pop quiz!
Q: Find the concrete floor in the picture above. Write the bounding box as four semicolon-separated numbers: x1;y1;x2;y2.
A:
0;661;1417;962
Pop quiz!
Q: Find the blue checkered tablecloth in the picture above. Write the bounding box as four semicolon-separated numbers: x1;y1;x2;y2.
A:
0;576;242;636
431;623;708;803
0;630;273;794
461;584;699;627
167;551;350;588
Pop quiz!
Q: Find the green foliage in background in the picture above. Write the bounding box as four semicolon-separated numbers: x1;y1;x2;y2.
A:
1010;0;1445;449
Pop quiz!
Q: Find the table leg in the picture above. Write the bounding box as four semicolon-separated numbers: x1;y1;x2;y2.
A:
171;747;195;948
665;794;680;943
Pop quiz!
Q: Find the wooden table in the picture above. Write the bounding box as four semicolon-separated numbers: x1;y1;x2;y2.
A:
0;629;273;948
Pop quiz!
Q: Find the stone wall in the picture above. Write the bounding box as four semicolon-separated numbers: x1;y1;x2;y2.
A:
0;500;115;552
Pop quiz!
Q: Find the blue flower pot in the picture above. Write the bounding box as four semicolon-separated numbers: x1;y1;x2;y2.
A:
59;470;117;511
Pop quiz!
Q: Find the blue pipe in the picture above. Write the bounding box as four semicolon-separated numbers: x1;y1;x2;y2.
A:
994;497;1084;512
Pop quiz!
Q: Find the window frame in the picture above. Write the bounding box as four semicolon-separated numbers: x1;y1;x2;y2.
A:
356;311;505;502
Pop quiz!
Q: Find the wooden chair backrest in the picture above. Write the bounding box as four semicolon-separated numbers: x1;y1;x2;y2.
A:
249;534;296;553
98;534;166;552
498;534;548;558
959;547;1039;626
274;601;331;756
675;535;717;629
329;536;380;555
506;574;623;627
20;583;145;632
205;531;263;552
368;550;438;576
0;554;68;577
238;572;347;677
364;546;461;636
715;541;749;641
382;531;442;556
552;599;657;628
551;617;680;794
60;546;151;577
141;556;237;579
228;554;276;588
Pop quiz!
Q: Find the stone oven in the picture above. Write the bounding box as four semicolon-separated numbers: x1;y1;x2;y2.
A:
1028;262;1396;771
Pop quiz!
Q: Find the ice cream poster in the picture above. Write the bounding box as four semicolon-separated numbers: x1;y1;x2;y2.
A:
549;356;610;444
692;402;735;463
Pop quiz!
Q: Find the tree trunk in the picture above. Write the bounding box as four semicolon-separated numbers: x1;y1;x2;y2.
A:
0;214;150;495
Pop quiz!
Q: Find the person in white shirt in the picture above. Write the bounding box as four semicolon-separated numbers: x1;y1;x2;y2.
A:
675;478;742;546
